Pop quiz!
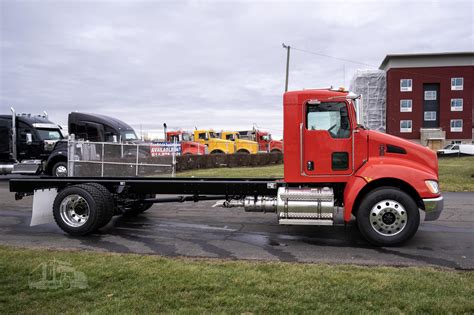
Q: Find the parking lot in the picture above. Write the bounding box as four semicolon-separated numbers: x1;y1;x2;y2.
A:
0;181;472;270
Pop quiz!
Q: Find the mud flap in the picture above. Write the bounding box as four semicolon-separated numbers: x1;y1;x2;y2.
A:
31;189;57;226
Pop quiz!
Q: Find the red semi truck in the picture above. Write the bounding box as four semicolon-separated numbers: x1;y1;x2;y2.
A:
239;129;283;153
166;131;207;155
10;88;443;246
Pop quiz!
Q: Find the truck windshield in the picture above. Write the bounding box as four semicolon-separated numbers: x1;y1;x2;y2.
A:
169;135;180;142
209;132;217;138
37;129;63;140
225;133;238;141
121;131;138;141
182;133;192;141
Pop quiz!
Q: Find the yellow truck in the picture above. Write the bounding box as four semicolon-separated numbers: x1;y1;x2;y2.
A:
193;130;235;154
219;131;259;154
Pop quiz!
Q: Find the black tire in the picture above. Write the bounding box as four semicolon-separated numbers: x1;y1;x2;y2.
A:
52;161;68;177
356;187;420;246
53;184;107;236
210;150;225;154
236;149;250;154
82;183;115;228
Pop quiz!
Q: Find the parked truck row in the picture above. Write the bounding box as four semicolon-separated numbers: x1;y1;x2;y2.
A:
1;109;282;176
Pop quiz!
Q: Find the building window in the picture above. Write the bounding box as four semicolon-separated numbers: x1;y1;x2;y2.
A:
450;119;463;132
424;90;437;100
451;78;463;90
451;99;463;111
400;99;412;112
400;79;412;92
400;120;412;133
424;111;437;121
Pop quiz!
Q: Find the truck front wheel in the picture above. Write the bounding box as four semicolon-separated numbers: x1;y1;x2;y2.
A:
357;187;420;246
52;161;68;177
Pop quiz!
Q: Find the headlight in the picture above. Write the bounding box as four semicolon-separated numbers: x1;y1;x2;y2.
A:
425;180;440;194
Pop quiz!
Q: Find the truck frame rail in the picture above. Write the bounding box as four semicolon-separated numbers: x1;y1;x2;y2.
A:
9;176;282;197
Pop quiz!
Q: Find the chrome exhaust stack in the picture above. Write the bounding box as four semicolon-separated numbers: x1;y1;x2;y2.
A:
11;107;17;162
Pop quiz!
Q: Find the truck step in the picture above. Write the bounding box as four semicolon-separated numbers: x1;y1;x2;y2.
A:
12;161;41;174
279;218;333;226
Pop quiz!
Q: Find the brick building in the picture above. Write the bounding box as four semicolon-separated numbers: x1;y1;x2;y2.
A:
379;52;473;149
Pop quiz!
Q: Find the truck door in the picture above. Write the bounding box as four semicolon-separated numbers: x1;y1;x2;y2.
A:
302;101;353;176
195;132;208;146
17;121;42;161
0;117;11;161
84;122;104;142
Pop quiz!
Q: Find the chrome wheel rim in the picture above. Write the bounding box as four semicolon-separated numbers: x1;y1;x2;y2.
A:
370;200;407;236
59;194;90;227
55;165;68;177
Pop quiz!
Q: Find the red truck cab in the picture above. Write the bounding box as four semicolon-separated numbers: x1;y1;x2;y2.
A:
255;131;283;153
166;131;207;155
282;88;443;245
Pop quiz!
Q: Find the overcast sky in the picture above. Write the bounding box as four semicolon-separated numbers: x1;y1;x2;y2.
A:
1;0;472;139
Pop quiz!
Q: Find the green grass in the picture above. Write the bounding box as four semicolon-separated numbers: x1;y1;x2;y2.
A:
438;156;474;192
177;163;283;178
0;246;472;314
177;157;474;192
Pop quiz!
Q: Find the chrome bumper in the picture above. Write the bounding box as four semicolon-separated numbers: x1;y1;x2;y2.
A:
423;196;444;221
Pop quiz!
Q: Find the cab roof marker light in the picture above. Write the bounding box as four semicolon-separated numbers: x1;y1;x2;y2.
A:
307;99;321;105
346;92;361;100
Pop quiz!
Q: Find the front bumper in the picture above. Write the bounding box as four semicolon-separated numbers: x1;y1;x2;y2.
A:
423;196;444;221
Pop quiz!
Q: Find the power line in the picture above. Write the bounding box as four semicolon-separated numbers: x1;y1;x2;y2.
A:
289;45;472;82
291;46;377;68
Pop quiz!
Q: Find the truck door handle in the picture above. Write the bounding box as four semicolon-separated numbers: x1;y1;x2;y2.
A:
307;161;314;171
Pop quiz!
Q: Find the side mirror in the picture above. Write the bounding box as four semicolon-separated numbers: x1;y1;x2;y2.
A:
26;133;33;145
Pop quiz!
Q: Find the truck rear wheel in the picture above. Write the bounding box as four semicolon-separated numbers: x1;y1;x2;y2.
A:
53;184;107;236
82;183;115;228
356;187;420;246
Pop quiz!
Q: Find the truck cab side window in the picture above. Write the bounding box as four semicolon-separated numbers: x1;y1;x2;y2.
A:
198;133;207;140
306;102;350;138
104;126;116;142
18;122;37;142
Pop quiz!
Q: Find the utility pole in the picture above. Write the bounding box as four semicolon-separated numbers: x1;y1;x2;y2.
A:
282;43;290;92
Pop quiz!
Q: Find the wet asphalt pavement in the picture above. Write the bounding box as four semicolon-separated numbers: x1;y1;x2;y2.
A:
0;181;472;270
